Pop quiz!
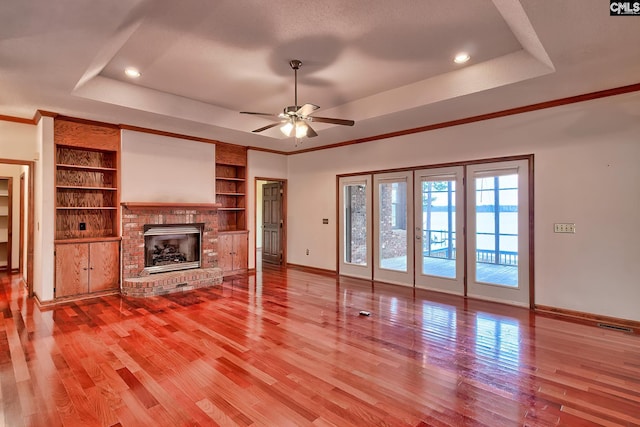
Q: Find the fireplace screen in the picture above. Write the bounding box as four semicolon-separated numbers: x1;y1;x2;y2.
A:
143;224;202;273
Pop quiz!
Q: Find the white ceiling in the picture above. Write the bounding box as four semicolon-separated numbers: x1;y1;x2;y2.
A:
1;0;639;152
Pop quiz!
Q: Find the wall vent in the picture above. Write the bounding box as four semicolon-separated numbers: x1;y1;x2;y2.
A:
596;323;633;333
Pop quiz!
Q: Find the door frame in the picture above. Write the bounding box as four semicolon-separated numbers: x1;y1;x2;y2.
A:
254;177;287;268
19;173;25;276
0;158;34;296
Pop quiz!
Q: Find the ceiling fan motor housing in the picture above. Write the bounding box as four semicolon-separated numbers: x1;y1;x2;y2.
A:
284;106;300;115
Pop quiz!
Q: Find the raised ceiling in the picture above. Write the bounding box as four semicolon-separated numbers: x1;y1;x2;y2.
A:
1;0;639;152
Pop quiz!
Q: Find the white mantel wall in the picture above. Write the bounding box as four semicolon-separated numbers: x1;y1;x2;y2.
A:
278;92;640;321
121;130;215;203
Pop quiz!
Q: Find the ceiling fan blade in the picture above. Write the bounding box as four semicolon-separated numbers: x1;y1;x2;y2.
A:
296;103;319;117
305;124;318;138
240;111;281;120
309;116;355;126
252;122;282;133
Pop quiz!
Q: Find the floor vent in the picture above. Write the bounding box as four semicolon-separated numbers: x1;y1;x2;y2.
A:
597;323;633;333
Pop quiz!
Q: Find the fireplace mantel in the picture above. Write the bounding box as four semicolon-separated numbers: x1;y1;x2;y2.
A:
121;202;221;210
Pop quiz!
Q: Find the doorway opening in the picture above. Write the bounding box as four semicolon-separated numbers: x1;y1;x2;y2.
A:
255;178;287;271
0;159;34;296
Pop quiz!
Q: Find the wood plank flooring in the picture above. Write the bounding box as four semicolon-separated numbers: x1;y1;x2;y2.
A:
0;268;639;426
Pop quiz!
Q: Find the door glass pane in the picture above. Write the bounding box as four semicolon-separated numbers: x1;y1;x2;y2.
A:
475;174;518;286
344;184;367;265
421;179;456;278
379;180;407;271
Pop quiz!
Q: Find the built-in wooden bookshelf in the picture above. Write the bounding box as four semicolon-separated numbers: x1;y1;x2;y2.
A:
215;144;248;275
54;118;121;298
215;144;247;232
54;120;120;240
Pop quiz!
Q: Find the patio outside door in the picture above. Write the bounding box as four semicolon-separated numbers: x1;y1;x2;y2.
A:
414;166;464;294
373;171;413;286
339;175;372;279
466;160;530;307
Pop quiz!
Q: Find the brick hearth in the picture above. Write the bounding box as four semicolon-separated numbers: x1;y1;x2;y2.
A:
121;203;223;296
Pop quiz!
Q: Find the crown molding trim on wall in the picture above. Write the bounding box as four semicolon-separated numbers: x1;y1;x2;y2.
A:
2;82;639;156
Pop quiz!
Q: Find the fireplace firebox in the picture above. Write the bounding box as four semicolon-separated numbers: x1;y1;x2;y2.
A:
143;224;203;274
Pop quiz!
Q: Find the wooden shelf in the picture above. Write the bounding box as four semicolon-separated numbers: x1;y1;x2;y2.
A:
218;207;245;211
56;207;117;210
56;185;117;191
217;192;245;196
56;164;117;172
216;177;245;182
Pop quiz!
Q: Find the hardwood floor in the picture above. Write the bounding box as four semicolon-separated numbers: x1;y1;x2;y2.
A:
1;269;639;426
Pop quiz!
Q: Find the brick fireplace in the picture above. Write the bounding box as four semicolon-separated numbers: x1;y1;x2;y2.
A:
121;203;223;297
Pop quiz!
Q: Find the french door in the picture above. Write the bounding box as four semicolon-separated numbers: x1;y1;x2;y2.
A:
373;171;414;286
339;158;531;307
338;175;372;279
414;167;464;294
466;160;530;307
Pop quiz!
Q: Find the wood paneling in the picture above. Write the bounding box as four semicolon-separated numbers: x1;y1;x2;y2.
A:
55;242;89;297
216;143;247;166
89;241;120;292
1;267;639;426
54;118;120;151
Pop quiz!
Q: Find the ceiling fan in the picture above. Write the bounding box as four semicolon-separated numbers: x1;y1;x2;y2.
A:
240;59;355;140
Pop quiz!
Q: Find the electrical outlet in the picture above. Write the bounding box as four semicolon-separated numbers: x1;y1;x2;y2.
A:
554;223;575;233
306;249;310;255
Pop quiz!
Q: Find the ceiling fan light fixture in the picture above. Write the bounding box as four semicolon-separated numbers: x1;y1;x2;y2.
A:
280;121;294;137
295;121;308;138
241;59;354;141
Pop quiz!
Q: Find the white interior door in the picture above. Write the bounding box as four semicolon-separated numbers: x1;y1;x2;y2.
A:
414;167;465;294
373;171;413;286
339;175;372;279
466;160;530;307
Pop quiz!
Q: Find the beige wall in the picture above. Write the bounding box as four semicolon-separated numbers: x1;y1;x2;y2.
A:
0;121;38;161
121;130;216;203
279;92;640;321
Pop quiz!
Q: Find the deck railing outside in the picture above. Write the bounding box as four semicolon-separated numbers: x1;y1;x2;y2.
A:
424;229;518;266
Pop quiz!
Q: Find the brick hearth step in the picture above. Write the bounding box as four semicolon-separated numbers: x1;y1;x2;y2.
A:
122;267;223;297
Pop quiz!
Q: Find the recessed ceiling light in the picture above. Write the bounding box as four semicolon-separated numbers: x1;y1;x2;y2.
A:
124;67;141;78
454;53;470;64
